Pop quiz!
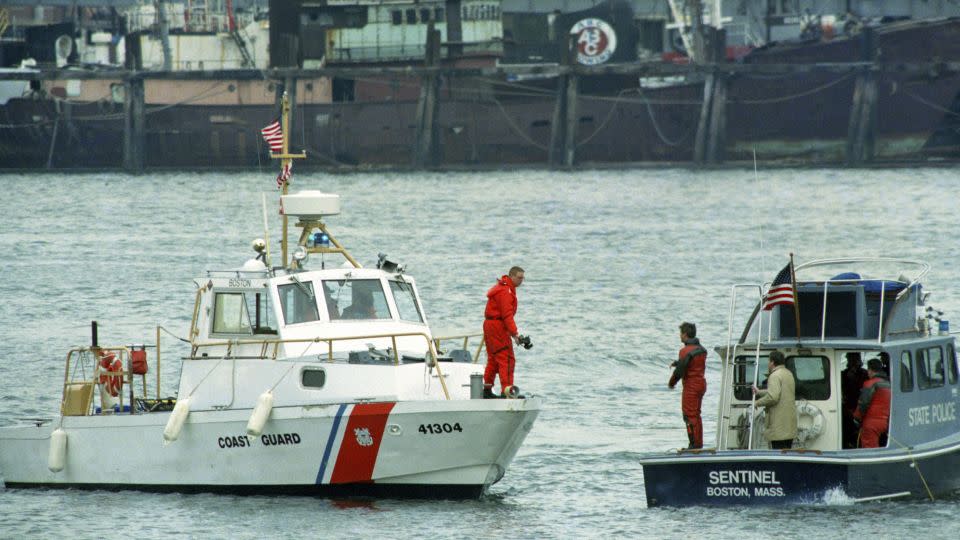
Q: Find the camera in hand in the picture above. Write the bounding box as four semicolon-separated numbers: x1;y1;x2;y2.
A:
517;334;533;350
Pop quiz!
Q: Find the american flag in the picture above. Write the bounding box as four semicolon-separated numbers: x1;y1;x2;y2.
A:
276;161;292;189
260;119;283;154
762;262;795;310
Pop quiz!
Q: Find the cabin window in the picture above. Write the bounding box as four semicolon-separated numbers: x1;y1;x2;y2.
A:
405;9;416;24
323;279;391;320
212;292;252;334
301;368;325;388
786;355;830;400
391;10;402;25
390;280;424;323
917;346;945;390
778;289;858;338
732;355;766;401
420;8;431;22
245;290;276;334
900;351;913;392
948;344;959;385
278;281;320;325
435;7;445;22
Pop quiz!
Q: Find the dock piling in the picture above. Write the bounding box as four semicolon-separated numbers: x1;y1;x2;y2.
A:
549;36;579;168
122;77;145;173
846;28;878;165
413;23;442;168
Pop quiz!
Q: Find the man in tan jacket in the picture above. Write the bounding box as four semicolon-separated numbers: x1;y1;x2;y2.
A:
752;351;797;449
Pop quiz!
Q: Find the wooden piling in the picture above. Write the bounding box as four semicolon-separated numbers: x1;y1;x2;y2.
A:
693;73;715;164
413;23;442;168
562;72;579;167
861;70;878;161
548;74;567;167
846;28;877;164
123;77;145;173
695;29;727;164
549;36;578;167
706;72;727;164
706;30;727;164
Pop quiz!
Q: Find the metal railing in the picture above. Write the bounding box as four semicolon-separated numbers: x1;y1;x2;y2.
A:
432;331;485;363
61;346;134;416
189;330;451;398
737;258;930;346
718;284;764;450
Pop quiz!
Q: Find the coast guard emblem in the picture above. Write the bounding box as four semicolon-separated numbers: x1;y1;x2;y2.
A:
354;427;374;447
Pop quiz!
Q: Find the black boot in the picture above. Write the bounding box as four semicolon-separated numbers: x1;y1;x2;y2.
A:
483;388;496;399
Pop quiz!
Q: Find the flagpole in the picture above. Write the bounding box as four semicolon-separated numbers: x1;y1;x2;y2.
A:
280;93;290;268
267;91;306;269
789;252;801;343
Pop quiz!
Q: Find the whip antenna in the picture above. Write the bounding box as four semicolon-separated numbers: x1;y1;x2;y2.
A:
753;148;765;277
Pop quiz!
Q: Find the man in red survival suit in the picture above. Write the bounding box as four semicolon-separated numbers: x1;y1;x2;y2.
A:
854;358;891;448
668;322;708;449
483;266;524;398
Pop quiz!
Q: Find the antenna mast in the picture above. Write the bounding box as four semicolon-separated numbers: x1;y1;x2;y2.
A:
270;91;306;268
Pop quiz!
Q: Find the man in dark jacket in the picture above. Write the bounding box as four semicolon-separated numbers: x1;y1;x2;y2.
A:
669;322;707;448
483;267;524;398
854;358;891;448
841;352;869;448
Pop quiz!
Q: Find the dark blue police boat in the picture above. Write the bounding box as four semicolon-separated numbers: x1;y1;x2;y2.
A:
640;258;960;506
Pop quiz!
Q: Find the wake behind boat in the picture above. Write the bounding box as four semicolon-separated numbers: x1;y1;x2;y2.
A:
641;257;960;506
0;96;541;499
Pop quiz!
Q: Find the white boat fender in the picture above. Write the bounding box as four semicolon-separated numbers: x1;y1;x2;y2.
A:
47;428;67;473
795;401;825;447
246;391;274;437
163;398;191;445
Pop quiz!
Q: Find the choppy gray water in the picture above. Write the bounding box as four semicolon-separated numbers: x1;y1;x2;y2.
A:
1;168;959;539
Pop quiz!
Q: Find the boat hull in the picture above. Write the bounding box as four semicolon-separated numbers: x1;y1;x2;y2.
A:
641;441;960;506
0;398;541;499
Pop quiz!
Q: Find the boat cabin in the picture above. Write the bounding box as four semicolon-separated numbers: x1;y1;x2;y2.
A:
188;191;438;363
190;264;434;361
717;259;960;452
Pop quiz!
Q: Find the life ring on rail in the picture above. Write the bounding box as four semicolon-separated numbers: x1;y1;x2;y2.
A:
98;351;123;397
794;401;824;447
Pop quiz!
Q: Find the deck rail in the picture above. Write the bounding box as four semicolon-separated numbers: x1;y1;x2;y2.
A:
189;330;451;399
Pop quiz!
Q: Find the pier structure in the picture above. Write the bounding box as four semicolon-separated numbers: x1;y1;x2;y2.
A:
1;54;959;171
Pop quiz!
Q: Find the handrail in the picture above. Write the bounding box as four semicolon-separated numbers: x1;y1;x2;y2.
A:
190;330;451;399
432;331;485;363
813;277;894;343
719;284;763;449
62;346;135;416
743;273;920;346
794;257;929;301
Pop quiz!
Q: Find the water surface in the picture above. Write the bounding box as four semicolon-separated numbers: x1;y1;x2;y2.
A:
1;168;958;538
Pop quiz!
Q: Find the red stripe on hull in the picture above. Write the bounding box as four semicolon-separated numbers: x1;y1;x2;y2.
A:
330;402;396;484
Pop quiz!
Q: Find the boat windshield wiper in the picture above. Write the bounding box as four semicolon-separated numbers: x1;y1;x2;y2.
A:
289;275;314;299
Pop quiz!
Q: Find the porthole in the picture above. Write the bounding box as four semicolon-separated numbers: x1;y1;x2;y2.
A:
302;367;326;388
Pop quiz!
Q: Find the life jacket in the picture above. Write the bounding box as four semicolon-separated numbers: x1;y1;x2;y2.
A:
854;375;891;425
484;276;518;336
99;352;124;397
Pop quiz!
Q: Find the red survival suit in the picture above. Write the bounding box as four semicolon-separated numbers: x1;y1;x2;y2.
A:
668;338;707;449
483;275;519;396
853;374;891;448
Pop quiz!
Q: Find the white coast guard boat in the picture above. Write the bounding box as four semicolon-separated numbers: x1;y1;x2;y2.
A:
0;98;541;499
640;257;960;506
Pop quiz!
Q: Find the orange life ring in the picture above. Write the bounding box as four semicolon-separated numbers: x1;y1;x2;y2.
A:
98;352;123;397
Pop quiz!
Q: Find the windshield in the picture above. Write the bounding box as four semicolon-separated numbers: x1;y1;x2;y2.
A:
278;281;320;325
323;279;391;320
390;280;424;323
